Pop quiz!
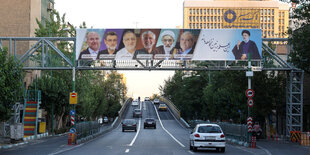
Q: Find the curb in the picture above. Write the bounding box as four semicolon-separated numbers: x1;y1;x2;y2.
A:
0;132;49;150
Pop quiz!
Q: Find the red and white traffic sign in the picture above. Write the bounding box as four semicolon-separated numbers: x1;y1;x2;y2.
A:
245;89;255;98
247;117;253;132
71;93;76;98
247;98;254;107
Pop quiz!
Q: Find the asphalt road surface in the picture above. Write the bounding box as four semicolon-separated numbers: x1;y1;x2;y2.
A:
1;100;309;155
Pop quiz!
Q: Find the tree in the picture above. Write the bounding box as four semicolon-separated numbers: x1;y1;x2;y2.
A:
0;48;24;121
288;1;310;73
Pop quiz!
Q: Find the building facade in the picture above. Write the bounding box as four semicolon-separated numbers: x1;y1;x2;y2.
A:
0;0;54;88
183;0;290;38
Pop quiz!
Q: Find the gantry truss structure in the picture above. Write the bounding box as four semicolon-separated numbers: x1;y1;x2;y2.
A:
0;37;303;137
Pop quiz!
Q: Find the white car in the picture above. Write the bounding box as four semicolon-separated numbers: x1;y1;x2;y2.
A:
132;101;139;106
144;97;150;101
189;124;225;152
153;98;160;104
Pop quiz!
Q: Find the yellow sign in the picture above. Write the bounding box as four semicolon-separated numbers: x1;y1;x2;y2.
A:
223;9;260;29
70;92;77;104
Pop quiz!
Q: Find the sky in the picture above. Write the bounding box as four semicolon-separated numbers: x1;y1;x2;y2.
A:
54;0;186;98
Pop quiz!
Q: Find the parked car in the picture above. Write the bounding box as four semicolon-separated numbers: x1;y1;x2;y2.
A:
189;124;225;152
153;98;160;104
122;119;137;132
133;109;142;117
144;97;150;101
158;104;167;111
132;100;139;106
144;118;156;129
103;116;109;123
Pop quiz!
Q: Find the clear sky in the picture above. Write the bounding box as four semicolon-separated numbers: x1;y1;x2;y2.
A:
54;0;185;98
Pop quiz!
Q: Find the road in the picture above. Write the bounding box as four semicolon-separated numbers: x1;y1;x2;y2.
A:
1;100;309;155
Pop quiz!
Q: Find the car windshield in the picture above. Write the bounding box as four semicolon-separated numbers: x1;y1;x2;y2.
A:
159;104;166;107
134;109;141;112
124;119;135;125
146;119;154;122
197;126;222;133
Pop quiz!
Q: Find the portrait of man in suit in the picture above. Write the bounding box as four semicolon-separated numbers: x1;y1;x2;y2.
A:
78;31;100;60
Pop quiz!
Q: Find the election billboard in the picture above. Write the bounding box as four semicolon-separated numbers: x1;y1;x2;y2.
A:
76;28;262;61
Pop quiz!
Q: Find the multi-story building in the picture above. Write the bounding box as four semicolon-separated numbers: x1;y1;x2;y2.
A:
0;0;54;88
183;0;290;38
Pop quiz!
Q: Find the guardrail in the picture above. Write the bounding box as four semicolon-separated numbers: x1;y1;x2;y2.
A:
218;122;247;143
75;98;132;142
160;97;190;128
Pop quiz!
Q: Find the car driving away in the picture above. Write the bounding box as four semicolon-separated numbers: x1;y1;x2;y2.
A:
153;98;160;104
144;97;150;101
190;123;225;152
131;100;139;107
122;119;137;132
133;109;142;118
158;104;167;111
144;118;156;129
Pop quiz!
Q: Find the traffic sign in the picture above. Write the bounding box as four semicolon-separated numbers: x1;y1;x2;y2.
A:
247;98;254;107
247;117;253;132
69;128;76;133
245;89;255;98
70;110;75;116
70;92;78;104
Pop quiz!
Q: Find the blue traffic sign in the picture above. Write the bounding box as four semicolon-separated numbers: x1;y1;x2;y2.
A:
70;110;75;116
70;128;76;133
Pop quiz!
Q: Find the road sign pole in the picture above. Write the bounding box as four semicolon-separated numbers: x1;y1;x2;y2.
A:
247;53;252;145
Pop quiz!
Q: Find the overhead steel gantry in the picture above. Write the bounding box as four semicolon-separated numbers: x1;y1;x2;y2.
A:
0;37;303;137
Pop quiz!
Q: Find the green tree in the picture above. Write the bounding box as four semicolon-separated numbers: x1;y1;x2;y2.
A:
288;1;310;73
0;48;24;121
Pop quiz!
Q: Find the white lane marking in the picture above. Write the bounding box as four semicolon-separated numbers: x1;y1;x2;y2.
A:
188;150;195;154
257;145;272;155
125;149;130;153
128;118;141;146
48;143;84;155
143;101;146;110
153;104;185;148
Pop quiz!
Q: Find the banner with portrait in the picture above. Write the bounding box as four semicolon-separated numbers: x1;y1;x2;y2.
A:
76;28;262;61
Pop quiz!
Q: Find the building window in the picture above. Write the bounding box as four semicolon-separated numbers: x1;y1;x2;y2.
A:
282;26;284;30
279;19;281;24
211;16;213;22
215;16;217;22
264;31;267;37
207;9;209;14
200;23;202;28
200;9;202;14
207;23;209;28
272;9;274;15
189;23;191;28
218;23;220;28
272;16;274;22
265;24;267;29
204;9;206;14
189;9;192;14
261;17;263;22
264;17;267;22
268;31;270;36
272;31;274;36
196;16;199;21
265;9;267;15
207;16;210;22
189;16;192;21
261;9;263;15
221;23;223;27
272;24;274;29
193;24;195;29
193;17;195;22
261;24;263;29
197;23;199;28
268;17;270;22
218;16;221;22
214;24;217;29
200;16;202;21
268;24;270;29
218;9;221;14
204;16;206;22
211;23;213;28
268;9;270;15
211;9;213;14
215;9;217;14
204;23;206;28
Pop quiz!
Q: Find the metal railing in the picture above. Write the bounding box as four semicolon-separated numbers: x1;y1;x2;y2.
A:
218;122;248;142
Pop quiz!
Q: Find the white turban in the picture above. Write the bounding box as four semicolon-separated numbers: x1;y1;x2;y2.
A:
161;30;175;40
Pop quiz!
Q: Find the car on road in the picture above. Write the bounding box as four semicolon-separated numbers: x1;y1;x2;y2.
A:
133;109;142;117
144;97;150;101
132;100;139;106
158;104;167;111
189;124;225;152
122;119;137;132
144;118;156;129
153;98;160;104
103;116;109;123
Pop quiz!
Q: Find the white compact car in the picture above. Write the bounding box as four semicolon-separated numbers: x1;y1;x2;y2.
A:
189;124;225;152
153;98;160;104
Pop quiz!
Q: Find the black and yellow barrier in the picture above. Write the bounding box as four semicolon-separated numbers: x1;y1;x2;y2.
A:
290;131;301;143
